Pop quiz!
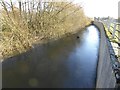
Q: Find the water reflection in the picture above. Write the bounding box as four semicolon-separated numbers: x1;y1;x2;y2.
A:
2;25;100;88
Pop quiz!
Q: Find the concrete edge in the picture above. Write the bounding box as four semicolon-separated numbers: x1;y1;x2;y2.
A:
93;21;117;88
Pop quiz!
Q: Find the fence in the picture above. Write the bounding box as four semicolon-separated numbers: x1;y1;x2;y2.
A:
94;18;120;60
95;18;120;39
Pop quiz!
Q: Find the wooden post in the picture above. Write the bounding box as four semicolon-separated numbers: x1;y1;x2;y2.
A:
118;24;120;62
0;18;2;32
112;23;116;38
108;18;114;31
108;22;111;31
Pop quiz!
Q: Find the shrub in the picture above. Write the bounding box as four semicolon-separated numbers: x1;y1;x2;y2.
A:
0;0;91;59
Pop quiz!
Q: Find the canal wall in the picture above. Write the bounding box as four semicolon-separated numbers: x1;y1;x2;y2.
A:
93;21;117;88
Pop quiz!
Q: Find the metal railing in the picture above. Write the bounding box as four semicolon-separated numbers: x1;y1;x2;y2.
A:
95;18;120;41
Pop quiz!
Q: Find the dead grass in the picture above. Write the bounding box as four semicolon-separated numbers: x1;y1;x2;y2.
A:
0;0;91;59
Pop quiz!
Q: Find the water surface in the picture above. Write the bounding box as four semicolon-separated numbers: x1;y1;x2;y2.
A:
2;25;100;88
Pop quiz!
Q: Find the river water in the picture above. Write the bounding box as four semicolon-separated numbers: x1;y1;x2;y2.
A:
2;25;100;88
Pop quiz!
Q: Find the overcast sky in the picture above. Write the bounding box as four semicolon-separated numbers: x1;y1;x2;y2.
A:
1;0;120;18
73;0;119;18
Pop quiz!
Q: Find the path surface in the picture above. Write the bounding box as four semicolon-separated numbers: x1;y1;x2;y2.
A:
2;25;100;88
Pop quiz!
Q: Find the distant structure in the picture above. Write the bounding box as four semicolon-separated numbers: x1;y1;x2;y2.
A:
94;16;118;23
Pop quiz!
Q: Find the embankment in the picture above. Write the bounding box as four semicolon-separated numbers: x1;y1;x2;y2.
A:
93;21;117;88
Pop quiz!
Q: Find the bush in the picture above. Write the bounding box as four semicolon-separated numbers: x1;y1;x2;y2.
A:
0;0;91;59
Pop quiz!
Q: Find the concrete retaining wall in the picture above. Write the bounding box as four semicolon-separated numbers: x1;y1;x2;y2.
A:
93;21;116;88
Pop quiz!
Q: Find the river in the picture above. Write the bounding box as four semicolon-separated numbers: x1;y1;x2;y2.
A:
2;25;100;88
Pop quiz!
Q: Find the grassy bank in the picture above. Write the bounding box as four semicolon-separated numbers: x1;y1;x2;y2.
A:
0;0;91;59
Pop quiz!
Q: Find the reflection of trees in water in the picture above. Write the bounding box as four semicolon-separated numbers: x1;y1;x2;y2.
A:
2;26;99;88
2;32;80;88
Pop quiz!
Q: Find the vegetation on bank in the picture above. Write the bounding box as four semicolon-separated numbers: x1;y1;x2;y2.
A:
104;23;119;43
0;0;91;59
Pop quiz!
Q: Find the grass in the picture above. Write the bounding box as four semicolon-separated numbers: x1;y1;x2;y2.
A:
0;0;91;60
